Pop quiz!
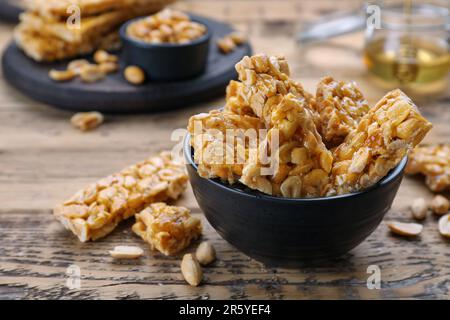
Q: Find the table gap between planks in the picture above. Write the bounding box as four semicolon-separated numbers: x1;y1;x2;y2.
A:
0;0;449;300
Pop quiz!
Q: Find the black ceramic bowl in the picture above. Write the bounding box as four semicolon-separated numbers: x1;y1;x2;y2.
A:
119;16;211;81
184;135;408;267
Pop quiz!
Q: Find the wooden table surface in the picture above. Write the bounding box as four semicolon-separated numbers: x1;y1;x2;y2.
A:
1;0;449;300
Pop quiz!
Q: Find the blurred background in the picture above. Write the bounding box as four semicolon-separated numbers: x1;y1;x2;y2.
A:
171;0;449;99
1;0;448;101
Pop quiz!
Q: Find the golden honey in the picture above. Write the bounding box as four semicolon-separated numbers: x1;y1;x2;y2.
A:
364;36;450;94
364;1;449;95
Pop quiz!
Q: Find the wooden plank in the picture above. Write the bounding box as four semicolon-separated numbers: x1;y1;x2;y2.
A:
1;196;449;300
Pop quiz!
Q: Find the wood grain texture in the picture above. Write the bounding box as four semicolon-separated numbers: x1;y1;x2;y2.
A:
0;0;449;300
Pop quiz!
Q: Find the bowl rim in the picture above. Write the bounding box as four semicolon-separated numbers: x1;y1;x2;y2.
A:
119;14;212;49
184;133;408;202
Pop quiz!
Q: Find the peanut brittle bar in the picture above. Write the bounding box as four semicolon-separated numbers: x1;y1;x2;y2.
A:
24;0;174;21
232;54;333;197
132;203;202;256
189;54;432;198
224;80;255;116
224;54;293;117
54;151;188;242
314;76;369;147
188;110;264;184
232;54;312;125
14;24;120;62
405;144;450;192
239;93;334;197
330;89;432;195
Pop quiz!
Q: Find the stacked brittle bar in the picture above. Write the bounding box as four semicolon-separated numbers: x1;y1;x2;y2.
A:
16;0;175;61
188;54;433;198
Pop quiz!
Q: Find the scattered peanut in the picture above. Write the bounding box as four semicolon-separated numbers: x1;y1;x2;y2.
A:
49;69;76;82
387;221;423;237
50;55;117;83
430;194;450;215
79;64;106;83
109;246;144;259
195;241;216;266
217;36;236;54
217;32;246;54
410;198;428;220
70;111;104;131
228;32;246;45
124;66;146;85
93;50;118;64
67;59;90;75
181;253;203;287
438;213;450;238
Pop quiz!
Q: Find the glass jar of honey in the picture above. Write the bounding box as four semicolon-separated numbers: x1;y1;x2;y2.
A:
364;2;449;96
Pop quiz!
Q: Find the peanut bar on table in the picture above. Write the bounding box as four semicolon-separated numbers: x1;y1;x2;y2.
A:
330;89;433;195
133;203;202;256
54;151;188;242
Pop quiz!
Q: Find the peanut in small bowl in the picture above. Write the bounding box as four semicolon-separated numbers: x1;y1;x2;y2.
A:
119;10;211;81
183;134;408;267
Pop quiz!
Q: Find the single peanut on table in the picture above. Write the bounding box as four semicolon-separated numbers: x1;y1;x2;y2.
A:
70;111;104;132
181;254;203;287
410;198;428;220
387;221;423;237
195;241;216;266
109;246;144;259
438;214;450;238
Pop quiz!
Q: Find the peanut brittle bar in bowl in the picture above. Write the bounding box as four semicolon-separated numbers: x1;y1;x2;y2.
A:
188;109;264;184
313;76;370;148
224;54;334;197
330;89;433;195
184;130;409;266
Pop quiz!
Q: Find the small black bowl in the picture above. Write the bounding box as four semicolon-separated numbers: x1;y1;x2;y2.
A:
184;135;407;267
119;16;211;81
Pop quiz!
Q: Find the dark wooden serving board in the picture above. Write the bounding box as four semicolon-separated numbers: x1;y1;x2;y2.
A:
0;0;24;23
1;15;252;113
